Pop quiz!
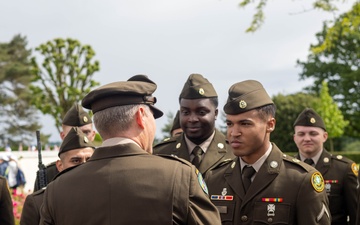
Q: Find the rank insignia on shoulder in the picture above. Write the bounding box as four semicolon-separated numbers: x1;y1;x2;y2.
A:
351;163;358;177
311;172;325;192
195;169;208;195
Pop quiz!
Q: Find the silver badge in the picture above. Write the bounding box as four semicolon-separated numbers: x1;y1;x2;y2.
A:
231;161;236;169
217;143;224;149
267;204;275;217
325;183;331;193
270;161;278;168
221;188;227;196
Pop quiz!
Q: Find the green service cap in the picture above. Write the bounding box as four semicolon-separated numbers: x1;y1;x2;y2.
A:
293;108;326;131
82;75;163;119
58;127;95;156
62;103;92;126
170;110;181;134
224;80;274;115
179;74;218;100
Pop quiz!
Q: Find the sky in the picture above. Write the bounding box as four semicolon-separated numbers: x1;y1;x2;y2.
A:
1;0;354;142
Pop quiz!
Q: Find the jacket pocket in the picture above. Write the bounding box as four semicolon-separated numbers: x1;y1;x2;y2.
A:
253;202;291;225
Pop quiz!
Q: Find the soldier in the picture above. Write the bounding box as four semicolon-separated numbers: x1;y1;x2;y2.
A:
33;103;95;191
39;74;221;225
21;127;95;225
205;80;331;225
0;176;14;225
154;74;234;176
170;110;183;137
293;108;358;225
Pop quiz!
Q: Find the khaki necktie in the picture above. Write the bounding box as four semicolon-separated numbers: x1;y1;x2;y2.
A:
191;146;203;168
242;166;256;193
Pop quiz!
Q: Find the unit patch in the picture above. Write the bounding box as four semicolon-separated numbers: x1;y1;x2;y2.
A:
195;169;208;195
311;172;325;192
351;163;358;177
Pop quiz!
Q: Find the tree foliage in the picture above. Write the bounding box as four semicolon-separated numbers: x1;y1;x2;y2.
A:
30;38;100;133
271;92;320;152
239;0;353;32
297;2;360;137
0;35;45;147
315;81;349;151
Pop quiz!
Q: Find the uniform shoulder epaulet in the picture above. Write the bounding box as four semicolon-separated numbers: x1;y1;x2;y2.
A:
156;154;192;166
212;158;234;170
331;154;354;163
32;188;46;196
282;154;312;172
332;154;358;176
154;136;178;148
46;161;57;168
52;164;81;181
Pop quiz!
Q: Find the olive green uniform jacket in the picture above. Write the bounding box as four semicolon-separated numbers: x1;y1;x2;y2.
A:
0;176;14;225
20;188;45;225
205;144;331;225
154;129;235;176
295;150;358;225
40;143;221;225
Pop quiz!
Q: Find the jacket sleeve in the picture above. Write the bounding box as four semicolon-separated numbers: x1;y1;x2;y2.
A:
20;194;40;225
296;170;331;225
343;162;358;225
187;166;221;225
39;185;54;225
0;177;14;225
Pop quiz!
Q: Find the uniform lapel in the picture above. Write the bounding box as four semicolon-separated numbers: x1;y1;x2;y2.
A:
198;130;228;174
171;134;191;161
315;150;331;175
224;158;246;201
242;145;281;206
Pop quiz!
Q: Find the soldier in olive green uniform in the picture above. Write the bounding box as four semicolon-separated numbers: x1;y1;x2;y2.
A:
0;176;14;225
21;128;95;225
293;108;358;225
205;80;331;225
154;74;234;176
40;75;221;225
33;103;95;191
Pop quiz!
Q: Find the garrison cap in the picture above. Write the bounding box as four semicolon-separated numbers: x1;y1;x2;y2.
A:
82;75;163;119
293;108;326;131
224;80;273;114
170;110;181;134
58;127;95;156
62;103;92;126
179;74;217;100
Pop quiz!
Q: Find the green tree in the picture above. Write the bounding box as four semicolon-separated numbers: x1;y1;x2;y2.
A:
30;38;100;133
239;0;355;32
297;3;360;137
315;81;349;151
160;111;176;139
271;92;320;152
0;35;46;147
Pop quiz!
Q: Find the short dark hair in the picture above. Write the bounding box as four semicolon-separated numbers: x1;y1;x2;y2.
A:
256;104;276;121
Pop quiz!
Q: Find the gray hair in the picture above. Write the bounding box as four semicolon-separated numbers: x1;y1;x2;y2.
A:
93;104;151;138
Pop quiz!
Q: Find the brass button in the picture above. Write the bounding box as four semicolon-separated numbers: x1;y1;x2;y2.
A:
241;215;248;222
268;217;273;223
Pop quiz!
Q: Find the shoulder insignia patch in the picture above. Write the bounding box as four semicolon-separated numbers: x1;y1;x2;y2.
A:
311;171;325;193
351;163;359;177
195;169;208;195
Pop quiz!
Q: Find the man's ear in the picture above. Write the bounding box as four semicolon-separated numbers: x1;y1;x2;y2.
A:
56;159;63;172
266;117;276;133
135;107;146;129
